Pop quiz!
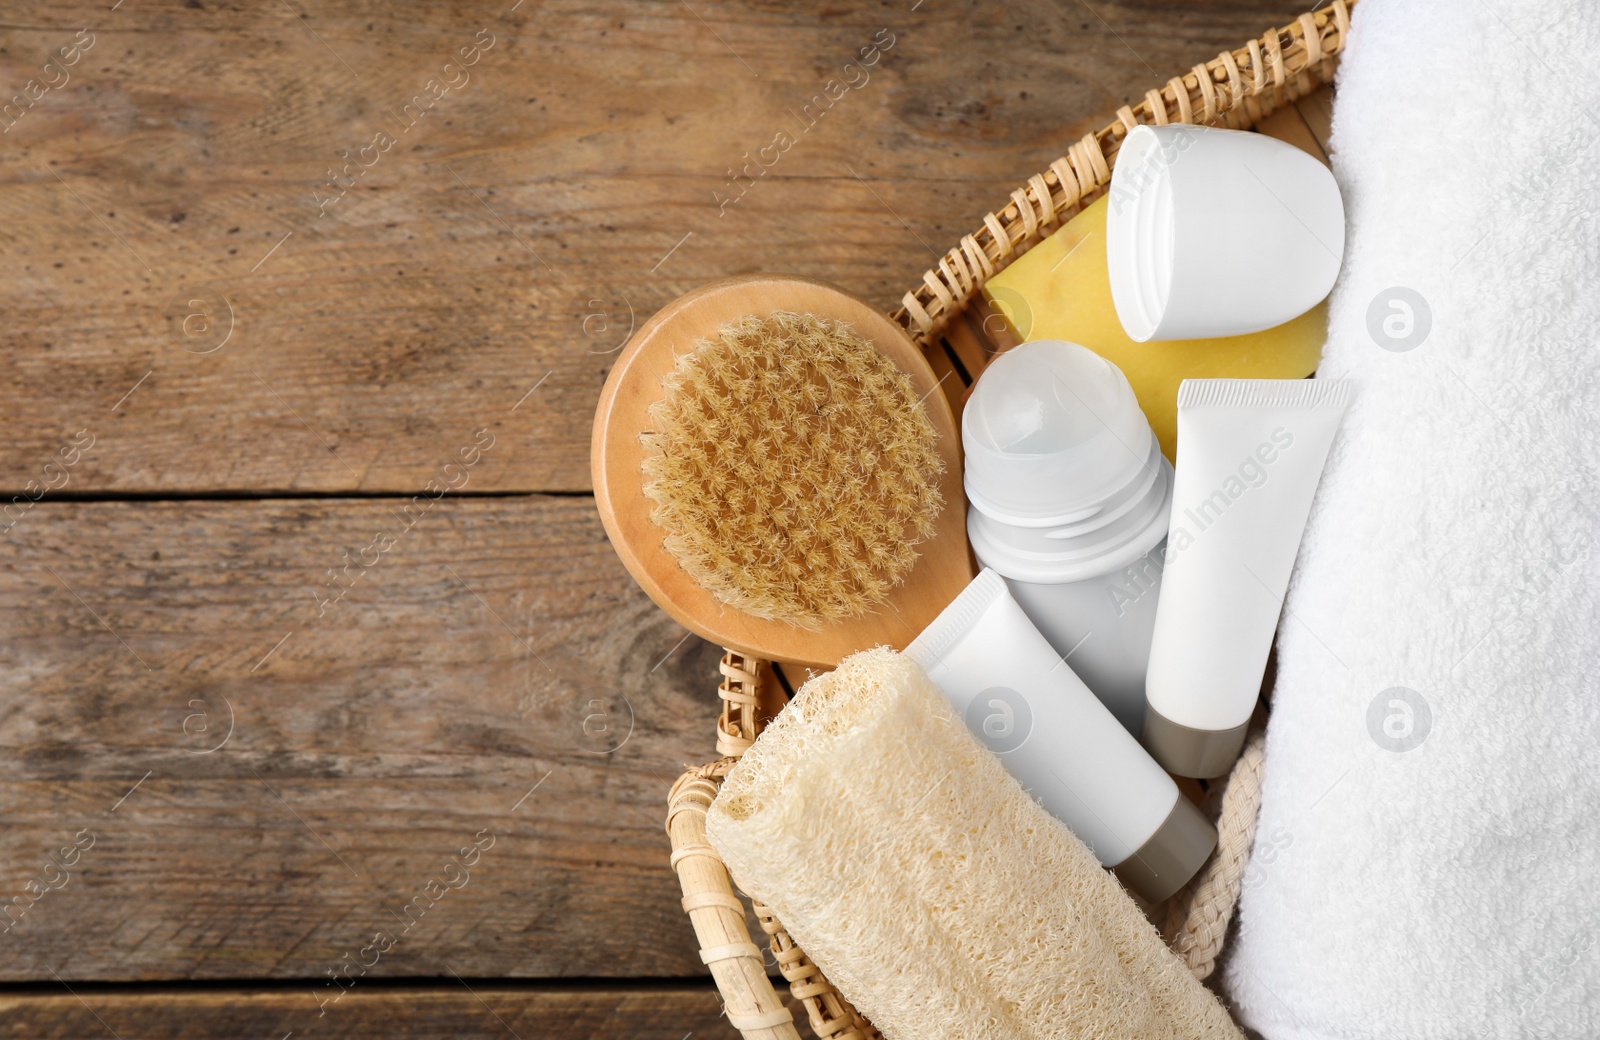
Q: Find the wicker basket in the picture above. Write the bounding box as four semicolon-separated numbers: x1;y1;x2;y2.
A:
664;5;1355;1037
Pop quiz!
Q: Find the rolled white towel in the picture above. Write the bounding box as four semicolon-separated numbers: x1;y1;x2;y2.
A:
1224;0;1600;1036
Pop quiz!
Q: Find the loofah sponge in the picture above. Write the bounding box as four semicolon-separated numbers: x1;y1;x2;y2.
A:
706;647;1243;1040
640;311;944;629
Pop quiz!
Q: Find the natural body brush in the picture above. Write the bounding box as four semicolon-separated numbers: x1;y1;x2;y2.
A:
640;308;945;630
592;275;973;668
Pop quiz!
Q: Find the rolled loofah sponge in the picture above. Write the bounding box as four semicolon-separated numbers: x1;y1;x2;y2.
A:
706;647;1242;1040
639;311;944;629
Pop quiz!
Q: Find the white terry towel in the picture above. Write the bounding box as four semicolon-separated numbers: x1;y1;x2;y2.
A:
1224;1;1600;1037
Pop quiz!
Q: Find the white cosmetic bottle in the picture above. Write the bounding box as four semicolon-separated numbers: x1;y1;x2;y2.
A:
906;568;1215;903
963;340;1172;735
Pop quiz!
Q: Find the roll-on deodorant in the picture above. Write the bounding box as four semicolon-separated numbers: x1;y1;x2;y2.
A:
963;340;1172;735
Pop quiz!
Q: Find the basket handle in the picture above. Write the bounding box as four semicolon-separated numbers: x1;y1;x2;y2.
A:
666;764;800;1040
669;649;882;1040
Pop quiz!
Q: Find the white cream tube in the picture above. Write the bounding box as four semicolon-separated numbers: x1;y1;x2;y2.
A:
1143;378;1351;778
906;568;1215;904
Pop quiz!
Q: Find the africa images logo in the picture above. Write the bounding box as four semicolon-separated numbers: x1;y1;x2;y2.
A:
965;686;1032;754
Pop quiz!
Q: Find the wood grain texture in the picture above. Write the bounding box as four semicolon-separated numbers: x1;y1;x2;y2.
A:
0;1;1328;1030
0;496;735;982
0;0;1315;494
0;983;742;1039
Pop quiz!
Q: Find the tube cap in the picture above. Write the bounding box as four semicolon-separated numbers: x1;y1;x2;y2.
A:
1141;705;1250;779
1111;792;1217;904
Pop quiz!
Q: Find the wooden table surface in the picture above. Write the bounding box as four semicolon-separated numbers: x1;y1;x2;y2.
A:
0;1;1305;1035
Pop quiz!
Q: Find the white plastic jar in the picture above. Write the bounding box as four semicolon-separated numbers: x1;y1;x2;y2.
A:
963;340;1172;735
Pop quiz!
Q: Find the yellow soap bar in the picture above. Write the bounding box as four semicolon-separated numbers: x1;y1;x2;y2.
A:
982;194;1326;461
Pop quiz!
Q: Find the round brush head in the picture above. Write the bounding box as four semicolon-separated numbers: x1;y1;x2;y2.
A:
640;310;945;629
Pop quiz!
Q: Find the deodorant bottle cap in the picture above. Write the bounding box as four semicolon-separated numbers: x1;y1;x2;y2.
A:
963;340;1157;528
963;340;1171;586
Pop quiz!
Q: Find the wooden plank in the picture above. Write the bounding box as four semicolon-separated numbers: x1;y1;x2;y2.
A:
0;983;744;1039
921;335;965;422
1296;82;1338;154
0;0;1313;495
943;311;994;385
0;496;738;981
1254;99;1330;165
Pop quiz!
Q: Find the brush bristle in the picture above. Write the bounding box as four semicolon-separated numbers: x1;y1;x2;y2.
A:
640;311;945;629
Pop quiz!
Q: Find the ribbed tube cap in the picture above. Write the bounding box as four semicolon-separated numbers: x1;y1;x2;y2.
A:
1142;705;1251;780
1110;792;1217;904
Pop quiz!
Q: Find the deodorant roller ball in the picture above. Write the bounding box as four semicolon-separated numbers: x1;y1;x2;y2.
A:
640;310;945;629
